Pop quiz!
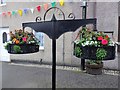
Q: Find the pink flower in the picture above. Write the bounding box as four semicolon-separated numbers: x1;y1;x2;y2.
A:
98;36;103;40
101;39;108;45
22;37;27;42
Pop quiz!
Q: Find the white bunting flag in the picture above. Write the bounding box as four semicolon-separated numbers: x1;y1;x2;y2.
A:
31;8;34;14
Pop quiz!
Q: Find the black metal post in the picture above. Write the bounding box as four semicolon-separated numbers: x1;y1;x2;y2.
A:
81;1;87;70
51;14;57;90
52;39;56;90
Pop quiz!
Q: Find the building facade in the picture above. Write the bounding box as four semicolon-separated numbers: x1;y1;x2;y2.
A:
0;1;119;66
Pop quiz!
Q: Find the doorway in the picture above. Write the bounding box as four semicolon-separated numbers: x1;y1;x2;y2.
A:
0;27;10;62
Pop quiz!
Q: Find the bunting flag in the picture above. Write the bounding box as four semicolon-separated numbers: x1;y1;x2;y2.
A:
30;8;34;14
59;0;64;6
7;12;11;16
51;2;56;7
2;12;6;16
24;8;28;14
44;4;48;10
12;11;16;16
18;10;23;16
37;6;41;12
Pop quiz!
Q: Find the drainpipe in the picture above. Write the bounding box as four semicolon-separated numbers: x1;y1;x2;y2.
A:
63;34;65;66
93;2;97;18
93;2;97;31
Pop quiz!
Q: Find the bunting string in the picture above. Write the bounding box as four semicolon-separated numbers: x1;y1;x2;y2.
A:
0;1;65;17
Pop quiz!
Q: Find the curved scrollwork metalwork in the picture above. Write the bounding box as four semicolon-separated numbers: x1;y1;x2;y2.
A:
43;7;65;21
35;16;42;22
68;13;75;20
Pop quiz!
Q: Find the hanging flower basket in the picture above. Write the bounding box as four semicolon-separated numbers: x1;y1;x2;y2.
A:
73;27;116;60
7;44;39;54
74;43;115;60
4;29;40;54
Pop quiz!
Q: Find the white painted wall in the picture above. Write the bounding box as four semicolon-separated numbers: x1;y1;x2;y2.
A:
0;27;10;62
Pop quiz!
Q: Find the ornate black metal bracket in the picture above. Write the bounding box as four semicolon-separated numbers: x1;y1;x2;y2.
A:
22;7;97;90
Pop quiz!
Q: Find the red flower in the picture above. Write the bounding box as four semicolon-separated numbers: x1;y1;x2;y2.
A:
98;36;103;40
22;37;27;42
105;35;109;39
101;39;108;45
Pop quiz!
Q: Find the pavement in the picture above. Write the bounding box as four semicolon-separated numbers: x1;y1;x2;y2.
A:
103;52;120;70
1;62;119;89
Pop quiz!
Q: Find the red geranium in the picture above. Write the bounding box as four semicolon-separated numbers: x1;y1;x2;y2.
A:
105;35;109;39
98;36;103;40
101;39;108;45
22;37;27;42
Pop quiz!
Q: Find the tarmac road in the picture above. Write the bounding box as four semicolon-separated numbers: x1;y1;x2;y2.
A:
1;62;119;89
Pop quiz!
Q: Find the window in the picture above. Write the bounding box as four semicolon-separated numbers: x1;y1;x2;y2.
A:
2;32;7;43
0;0;6;6
35;32;44;50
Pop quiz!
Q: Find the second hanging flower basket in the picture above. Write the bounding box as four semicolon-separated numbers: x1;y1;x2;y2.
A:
74;27;116;75
74;27;116;60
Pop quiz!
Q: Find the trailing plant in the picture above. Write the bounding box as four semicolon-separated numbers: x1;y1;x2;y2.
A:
13;45;21;53
74;46;82;57
96;48;107;61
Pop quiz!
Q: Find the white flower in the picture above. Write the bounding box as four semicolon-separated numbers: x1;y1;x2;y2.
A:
109;40;115;46
84;41;89;45
8;41;12;44
3;42;7;46
74;40;79;44
94;41;98;44
82;43;85;46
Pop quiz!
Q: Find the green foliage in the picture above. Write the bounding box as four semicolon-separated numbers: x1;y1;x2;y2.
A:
96;48;107;61
13;45;21;53
4;43;9;50
74;46;82;57
86;60;102;65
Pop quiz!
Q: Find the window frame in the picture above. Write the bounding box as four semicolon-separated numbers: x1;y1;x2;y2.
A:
33;30;44;50
35;32;44;50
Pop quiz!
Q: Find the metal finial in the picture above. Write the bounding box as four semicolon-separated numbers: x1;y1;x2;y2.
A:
51;14;57;21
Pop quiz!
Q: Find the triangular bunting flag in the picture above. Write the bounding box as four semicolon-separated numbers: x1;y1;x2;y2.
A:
31;8;34;14
18;10;23;16
24;8;28;14
37;6;41;12
44;4;48;10
2;12;6;16
12;11;16;16
8;12;11;16
59;0;64;6
51;2;56;7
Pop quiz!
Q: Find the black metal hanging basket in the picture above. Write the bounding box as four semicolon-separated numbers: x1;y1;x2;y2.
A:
74;43;116;60
7;44;39;54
